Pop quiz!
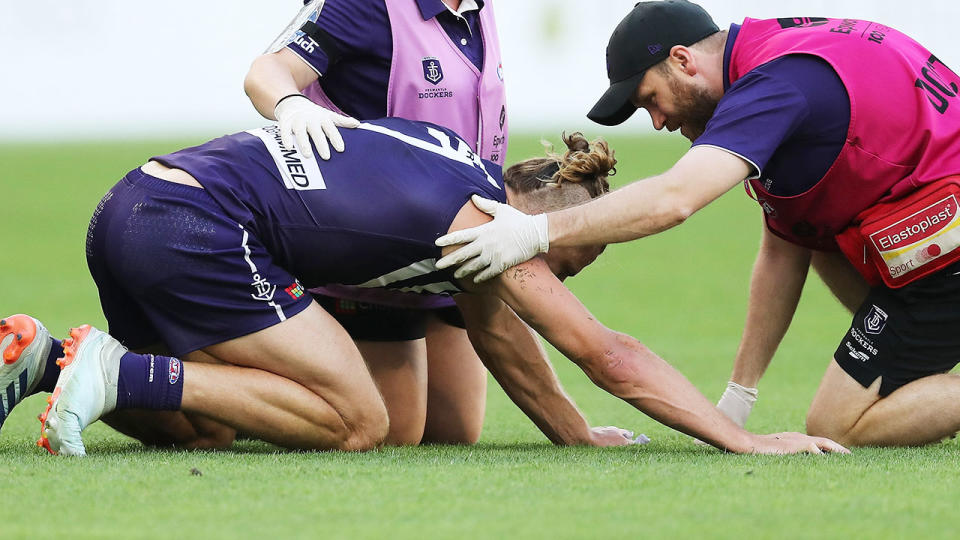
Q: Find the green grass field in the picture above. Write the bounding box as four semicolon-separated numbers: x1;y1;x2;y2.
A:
1;133;957;539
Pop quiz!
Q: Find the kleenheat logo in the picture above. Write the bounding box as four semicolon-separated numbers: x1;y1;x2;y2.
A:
777;17;829;29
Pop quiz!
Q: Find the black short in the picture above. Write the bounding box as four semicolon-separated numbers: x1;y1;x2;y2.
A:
313;295;466;342
834;261;960;396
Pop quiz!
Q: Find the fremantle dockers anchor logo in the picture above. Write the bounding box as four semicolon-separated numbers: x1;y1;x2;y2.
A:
864;304;888;335
422;57;444;85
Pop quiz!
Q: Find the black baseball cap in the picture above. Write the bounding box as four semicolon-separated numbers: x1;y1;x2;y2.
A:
587;0;719;126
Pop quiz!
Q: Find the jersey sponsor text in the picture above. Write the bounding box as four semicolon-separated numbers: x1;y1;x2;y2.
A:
247;126;327;191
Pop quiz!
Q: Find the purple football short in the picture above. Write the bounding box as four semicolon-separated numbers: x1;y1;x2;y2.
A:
85;168;313;356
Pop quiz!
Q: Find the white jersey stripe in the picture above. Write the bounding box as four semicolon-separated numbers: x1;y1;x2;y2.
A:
355;258;438;288
269;301;287;322
354;259;459;295
390;282;460;295
357;123;500;189
239;226;258;273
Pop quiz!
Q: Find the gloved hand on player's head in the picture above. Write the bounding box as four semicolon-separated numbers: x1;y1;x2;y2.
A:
435;195;549;283
273;94;360;160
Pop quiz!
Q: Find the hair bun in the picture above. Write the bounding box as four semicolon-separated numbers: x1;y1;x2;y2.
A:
555;133;616;196
502;132;615;198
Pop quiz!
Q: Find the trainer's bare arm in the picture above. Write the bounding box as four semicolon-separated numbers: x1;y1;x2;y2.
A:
245;48;320;119
549;146;751;248
435;147;754;280
729;225;812;388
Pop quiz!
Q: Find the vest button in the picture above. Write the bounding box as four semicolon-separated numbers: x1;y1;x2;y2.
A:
460;38;468;45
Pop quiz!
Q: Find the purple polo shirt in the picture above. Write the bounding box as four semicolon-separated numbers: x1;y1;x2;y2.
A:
693;24;851;197
285;0;486;120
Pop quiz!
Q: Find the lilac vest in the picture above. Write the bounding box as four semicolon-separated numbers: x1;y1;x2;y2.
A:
303;0;508;165
730;17;960;249
306;0;508;309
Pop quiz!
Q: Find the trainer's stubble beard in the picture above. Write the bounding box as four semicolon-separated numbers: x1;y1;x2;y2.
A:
667;73;721;142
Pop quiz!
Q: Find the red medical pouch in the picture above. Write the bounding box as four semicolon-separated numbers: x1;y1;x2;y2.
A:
836;176;960;289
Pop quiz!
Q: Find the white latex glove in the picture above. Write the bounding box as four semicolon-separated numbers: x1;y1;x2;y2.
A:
435;195;549;283
273;94;360;160
716;381;758;428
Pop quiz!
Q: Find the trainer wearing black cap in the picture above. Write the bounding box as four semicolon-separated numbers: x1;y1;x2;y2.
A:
588;0;719;126
435;3;960;450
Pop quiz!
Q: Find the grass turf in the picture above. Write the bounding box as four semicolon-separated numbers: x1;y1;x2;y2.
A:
1;133;957;539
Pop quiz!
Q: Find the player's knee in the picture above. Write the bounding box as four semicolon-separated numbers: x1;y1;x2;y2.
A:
184;431;237;450
340;422;389;451
442;425;482;445
421;404;484;444
386;421;425;446
383;405;428;446
805;409;845;442
422;420;482;445
338;404;390;451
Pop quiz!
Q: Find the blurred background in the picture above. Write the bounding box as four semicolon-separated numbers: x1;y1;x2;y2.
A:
2;0;959;142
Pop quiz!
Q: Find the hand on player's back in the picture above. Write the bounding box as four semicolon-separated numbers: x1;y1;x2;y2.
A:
436;195;549;282
274;95;360;160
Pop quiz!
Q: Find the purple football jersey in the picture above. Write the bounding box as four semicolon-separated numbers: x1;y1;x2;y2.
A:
152;117;505;297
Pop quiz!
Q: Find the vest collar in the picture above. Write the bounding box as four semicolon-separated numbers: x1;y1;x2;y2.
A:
416;0;483;21
722;23;742;91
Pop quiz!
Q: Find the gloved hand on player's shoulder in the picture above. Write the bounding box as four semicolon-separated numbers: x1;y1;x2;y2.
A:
274;94;360;160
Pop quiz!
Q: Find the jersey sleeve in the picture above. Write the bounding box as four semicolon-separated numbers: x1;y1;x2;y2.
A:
277;0;390;77
693;62;812;178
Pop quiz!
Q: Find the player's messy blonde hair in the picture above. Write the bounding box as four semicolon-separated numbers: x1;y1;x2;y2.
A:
503;132;615;202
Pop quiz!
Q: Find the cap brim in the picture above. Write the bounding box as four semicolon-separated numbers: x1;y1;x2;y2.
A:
587;72;646;126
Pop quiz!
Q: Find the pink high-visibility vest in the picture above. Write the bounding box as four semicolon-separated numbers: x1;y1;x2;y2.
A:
729;17;960;250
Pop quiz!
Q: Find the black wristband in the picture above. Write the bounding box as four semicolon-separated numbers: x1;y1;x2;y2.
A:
274;93;307;110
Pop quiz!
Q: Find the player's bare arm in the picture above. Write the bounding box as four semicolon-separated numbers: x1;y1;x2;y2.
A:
448;202;638;447
447;200;847;455
453;293;637;447
495;253;843;454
